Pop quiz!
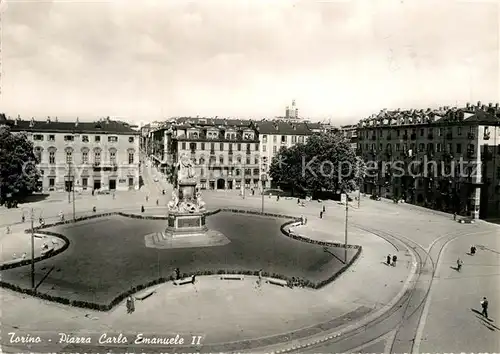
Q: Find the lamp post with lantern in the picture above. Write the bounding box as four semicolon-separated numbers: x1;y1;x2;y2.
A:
261;174;268;213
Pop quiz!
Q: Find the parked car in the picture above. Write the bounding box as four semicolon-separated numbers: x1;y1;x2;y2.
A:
97;189;111;195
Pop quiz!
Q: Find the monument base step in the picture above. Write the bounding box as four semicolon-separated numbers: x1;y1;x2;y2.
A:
144;229;230;249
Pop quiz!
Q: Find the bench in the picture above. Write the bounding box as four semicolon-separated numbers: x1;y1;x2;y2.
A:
459;219;475;224
220;275;244;281
265;278;288;287
173;276;194;286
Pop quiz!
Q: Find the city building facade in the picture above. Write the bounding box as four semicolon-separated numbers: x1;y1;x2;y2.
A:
357;102;500;219
254;120;316;188
4;116;141;192
159;117;261;191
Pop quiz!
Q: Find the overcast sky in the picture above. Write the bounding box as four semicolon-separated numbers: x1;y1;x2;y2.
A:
1;0;499;124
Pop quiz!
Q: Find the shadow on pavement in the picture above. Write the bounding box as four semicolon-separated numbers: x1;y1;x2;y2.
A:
18;193;50;204
471;309;498;331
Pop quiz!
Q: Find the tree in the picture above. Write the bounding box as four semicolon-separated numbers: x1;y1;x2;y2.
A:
0;125;41;207
270;133;362;197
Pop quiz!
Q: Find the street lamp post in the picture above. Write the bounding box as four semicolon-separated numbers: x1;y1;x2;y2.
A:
344;193;348;263
68;162;76;221
30;208;35;289
261;174;268;214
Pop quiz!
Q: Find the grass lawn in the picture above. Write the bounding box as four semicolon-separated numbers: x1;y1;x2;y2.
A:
0;212;355;306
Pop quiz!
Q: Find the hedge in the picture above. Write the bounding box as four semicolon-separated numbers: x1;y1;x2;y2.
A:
0;207;362;311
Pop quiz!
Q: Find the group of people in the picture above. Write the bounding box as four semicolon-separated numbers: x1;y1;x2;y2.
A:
456;245;478;272
386;254;398;266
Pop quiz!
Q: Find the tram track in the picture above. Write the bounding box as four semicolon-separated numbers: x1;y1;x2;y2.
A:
293;223;493;354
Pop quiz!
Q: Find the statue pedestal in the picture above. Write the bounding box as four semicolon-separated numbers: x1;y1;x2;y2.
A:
163;211;207;238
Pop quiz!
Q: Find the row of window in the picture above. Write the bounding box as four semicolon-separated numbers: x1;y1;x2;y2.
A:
181;142;259;151
198;168;260;177
33;134;135;143
194;155;259;165
360;142;484;154
184;131;255;140
261;135;307;144
35;150;135;165
361;125;489;139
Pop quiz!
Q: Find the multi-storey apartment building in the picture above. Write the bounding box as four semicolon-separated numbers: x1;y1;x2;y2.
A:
254;120;316;188
357;102;500;219
340;124;358;151
158;117;261;191
4;116;141;192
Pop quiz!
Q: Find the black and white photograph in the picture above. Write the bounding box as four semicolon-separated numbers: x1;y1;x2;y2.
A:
0;0;499;353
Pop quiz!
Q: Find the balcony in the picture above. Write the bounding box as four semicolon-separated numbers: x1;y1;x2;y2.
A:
467;133;475;140
228;150;233;155
445;133;453;140
427;133;434;140
210;150;215;155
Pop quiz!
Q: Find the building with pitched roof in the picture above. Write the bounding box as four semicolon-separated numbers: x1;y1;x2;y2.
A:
150;117;261;191
3;115;141;192
357;102;500;219
254;120;317;188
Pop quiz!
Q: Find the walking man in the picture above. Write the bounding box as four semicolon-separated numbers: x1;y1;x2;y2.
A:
392;254;398;267
481;297;489;318
453;212;457;221
320;211;323;219
323;205;326;213
387;254;391;265
457;257;463;272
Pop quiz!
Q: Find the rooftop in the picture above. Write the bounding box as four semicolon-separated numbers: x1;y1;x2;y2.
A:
3;116;140;134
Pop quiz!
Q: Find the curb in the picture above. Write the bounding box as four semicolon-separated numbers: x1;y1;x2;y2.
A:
249;236;419;354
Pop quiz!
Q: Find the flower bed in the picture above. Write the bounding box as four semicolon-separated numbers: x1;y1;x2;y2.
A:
0;208;362;311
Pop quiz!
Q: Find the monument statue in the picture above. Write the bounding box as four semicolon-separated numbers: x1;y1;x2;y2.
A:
167;154;206;215
167;189;179;211
177;154;196;181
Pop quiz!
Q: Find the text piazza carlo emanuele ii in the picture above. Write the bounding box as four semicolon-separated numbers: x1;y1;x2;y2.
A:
8;332;203;346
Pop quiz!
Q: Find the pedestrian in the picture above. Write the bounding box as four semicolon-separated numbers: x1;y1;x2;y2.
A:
191;274;196;284
92;189;95;196
320;211;323;219
92;206;96;213
156;199;159;206
146;195;149;202
175;267;180;280
297;198;300;204
21;214;25;223
453;212;457;221
6;226;11;234
126;296;132;313
481;297;489;318
323;205;326;213
162;190;165;195
277;195;280;201
387;254;391;265
471;245;476;255
141;205;145;213
392;254;397;266
457;257;463;272
301;215;304;225
21;252;26;260
304;216;308;225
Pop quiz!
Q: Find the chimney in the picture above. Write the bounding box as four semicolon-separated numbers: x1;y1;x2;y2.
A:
495;103;499;109
29;117;35;128
466;102;470;109
17;114;21;120
14;118;18;126
75;117;79;127
47;116;51;123
489;103;493;108
477;101;481;107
